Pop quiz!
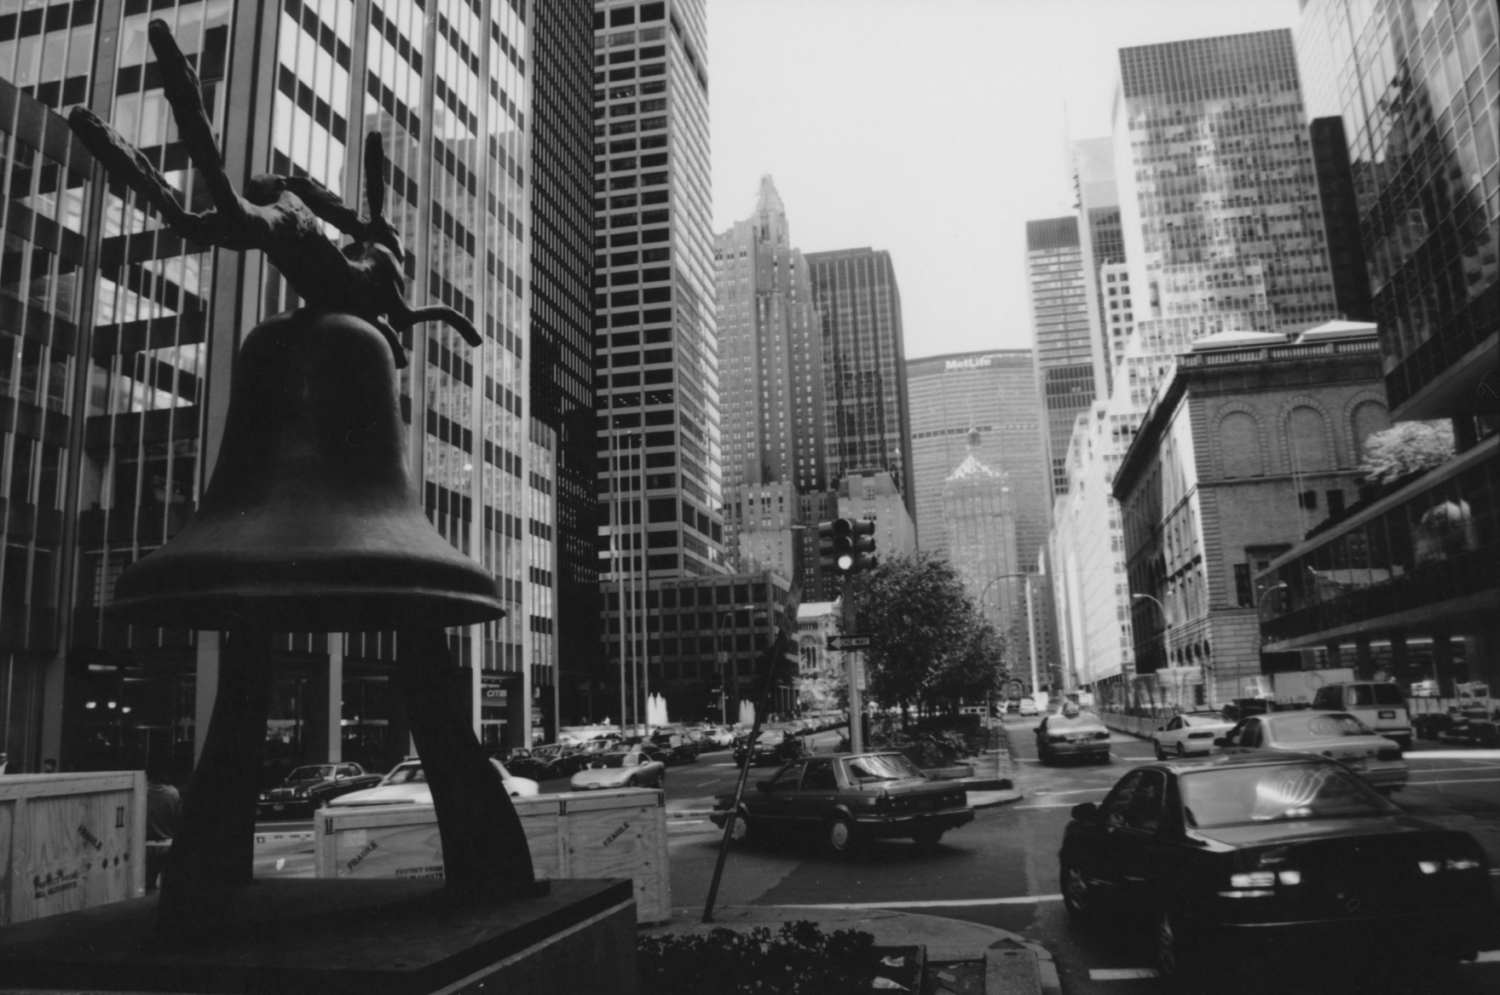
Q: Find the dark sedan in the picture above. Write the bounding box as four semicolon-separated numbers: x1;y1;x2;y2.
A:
710;752;973;854
257;762;382;816
1058;753;1498;986
732;728;805;767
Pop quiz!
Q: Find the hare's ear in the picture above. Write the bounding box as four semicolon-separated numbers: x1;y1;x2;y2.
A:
364;132;387;223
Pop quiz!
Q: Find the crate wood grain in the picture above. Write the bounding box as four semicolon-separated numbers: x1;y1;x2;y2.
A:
313;789;671;922
0;772;147;926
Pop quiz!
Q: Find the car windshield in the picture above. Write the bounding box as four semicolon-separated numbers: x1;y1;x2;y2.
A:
1179;763;1400;827
1270;713;1374;742
844;754;924;782
383;764;427;785
286;765;334;781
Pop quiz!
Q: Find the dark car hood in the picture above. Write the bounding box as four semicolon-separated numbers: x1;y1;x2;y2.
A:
267;778;326;794
1195;813;1443;848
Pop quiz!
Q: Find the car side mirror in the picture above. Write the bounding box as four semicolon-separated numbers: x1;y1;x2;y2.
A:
1213;737;1230;747
1070;802;1098;822
756;780;770;793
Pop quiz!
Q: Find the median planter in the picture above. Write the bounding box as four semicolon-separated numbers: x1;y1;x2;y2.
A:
637;921;878;995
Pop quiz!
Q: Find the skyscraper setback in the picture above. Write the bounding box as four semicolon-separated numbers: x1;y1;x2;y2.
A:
805;247;916;527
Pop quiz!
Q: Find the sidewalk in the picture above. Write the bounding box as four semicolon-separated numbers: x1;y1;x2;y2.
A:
643;905;1060;995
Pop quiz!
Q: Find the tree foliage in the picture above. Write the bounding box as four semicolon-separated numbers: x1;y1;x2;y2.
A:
1359;420;1454;485
844;554;1006;722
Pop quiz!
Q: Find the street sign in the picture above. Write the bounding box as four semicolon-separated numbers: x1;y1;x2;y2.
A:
827;635;870;651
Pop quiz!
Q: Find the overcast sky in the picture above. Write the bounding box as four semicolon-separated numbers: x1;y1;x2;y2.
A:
707;0;1305;359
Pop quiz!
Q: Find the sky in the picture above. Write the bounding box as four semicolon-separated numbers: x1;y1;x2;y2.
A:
707;0;1306;359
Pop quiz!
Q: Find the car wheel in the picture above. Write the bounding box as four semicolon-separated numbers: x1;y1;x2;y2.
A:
827;814;860;855
729;809;752;845
1059;858;1098;925
1175;743;1186;759
1153;742;1167;761
912;828;943;849
1155;909;1200;988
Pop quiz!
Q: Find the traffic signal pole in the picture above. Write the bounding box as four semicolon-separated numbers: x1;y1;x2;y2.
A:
843;574;863;755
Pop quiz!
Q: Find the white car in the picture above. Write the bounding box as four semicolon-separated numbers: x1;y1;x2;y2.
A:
1018;698;1039;717
328;757;538;807
1151;710;1235;759
569;749;667;790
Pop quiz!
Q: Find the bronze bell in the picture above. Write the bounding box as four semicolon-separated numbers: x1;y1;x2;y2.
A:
110;308;505;632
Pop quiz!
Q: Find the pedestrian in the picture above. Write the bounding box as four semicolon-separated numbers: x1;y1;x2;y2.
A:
145;768;182;892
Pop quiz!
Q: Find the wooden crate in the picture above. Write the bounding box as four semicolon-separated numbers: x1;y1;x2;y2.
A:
0;772;146;926
314;789;671;923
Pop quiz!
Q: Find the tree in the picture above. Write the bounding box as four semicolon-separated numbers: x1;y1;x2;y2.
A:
1359;421;1454;485
845;554;1007;727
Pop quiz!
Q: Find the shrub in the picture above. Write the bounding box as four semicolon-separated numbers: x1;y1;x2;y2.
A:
637;921;876;994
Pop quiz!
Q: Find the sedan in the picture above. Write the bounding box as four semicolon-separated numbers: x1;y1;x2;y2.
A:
1035;710;1112;764
1214;711;1408;793
710;752;973;854
1151;710;1235;759
328;758;538;807
569;749;667;790
1058;754;1498;985
732;728;805;767
700;725;736;748
257;762;382;816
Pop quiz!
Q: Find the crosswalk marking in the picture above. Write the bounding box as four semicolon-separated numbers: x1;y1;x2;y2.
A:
1090;968;1159;980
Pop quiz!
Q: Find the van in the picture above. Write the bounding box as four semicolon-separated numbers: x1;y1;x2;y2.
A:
1311;681;1412;749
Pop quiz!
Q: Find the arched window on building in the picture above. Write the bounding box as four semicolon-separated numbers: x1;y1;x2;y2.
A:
1220;412;1261;477
1288;406;1331;473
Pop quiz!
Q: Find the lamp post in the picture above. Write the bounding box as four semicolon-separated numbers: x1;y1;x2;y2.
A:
980;573;1039;699
715;604;765;726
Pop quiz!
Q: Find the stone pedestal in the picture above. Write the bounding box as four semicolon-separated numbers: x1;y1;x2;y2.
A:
0;878;637;995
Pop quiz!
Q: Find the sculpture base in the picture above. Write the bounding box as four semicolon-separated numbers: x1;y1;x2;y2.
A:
0;878;637;995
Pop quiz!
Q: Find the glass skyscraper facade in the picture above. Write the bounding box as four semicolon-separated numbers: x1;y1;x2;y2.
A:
1113;29;1341;335
0;0;592;776
1026;216;1095;498
805;247;916;527
592;0;723;729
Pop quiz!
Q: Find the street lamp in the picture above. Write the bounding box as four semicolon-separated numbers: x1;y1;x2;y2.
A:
715;604;766;726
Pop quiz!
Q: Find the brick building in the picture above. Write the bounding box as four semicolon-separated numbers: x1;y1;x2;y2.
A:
1112;321;1390;707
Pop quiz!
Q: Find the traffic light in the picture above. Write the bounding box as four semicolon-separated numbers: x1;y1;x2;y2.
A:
818;520;839;574
831;517;877;575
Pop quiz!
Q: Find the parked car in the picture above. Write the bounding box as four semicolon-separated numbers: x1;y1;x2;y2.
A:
697;725;735;748
258;762;383;817
1311;681;1413;750
1018;697;1039;717
1058;753;1498;985
733;728;805;767
1213;711;1408;793
1035;708;1112;765
503;744;587;781
569;748;667;790
1151;710;1235;760
328;757;538;808
710;752;973;853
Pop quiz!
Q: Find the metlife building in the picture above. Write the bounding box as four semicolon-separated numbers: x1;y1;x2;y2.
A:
906;351;1050;573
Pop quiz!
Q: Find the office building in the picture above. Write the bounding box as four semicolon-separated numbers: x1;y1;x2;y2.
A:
1112;30;1341;335
0;0;584;775
1258;0;1497;696
1100;262;1136;373
940;432;1018;640
1026;217;1096;498
805;247;916;526
714;175;828;592
1071;137;1125;400
534;0;602;729
905;350;1050;564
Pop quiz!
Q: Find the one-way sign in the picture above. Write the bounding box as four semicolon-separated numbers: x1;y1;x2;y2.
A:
827;635;870;651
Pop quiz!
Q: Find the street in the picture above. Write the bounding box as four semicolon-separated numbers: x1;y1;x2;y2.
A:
252;719;1500;992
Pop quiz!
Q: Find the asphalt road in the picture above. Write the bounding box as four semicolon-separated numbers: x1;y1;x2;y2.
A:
251;720;1500;992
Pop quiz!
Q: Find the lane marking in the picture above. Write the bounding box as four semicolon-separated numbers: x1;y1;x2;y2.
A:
779;895;1063;910
1090;968;1159;980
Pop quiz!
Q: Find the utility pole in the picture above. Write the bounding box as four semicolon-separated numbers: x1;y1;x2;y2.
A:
821;517;877;755
843;574;863;755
